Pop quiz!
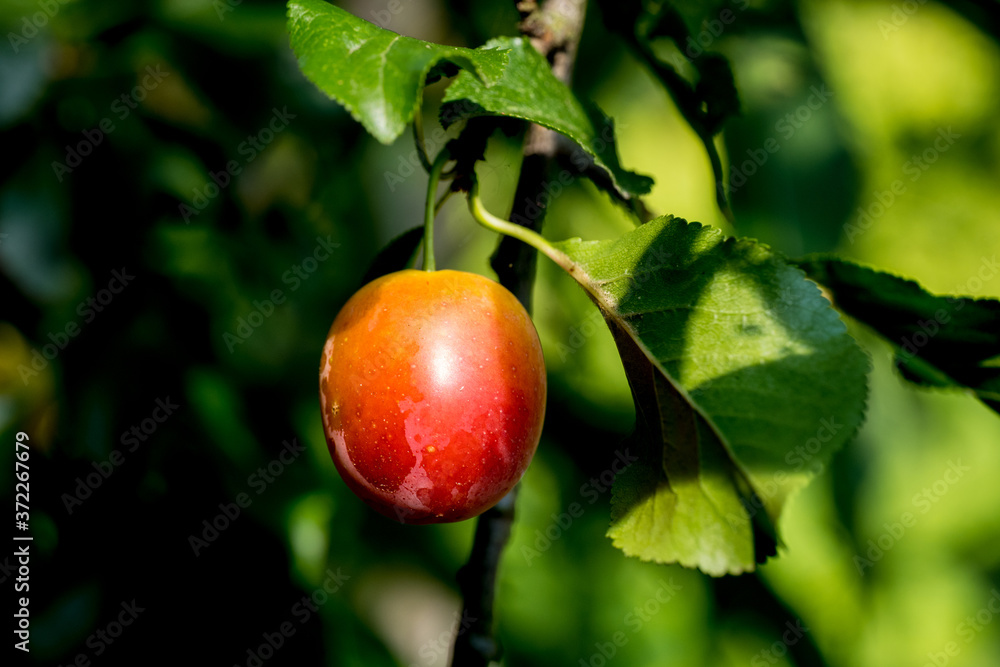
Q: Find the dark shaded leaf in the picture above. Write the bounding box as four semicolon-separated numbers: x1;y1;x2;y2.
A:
797;256;1000;414
441;36;653;198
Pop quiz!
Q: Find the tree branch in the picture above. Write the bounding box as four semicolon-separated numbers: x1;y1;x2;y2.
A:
491;0;588;309
449;2;588;666
449;492;517;666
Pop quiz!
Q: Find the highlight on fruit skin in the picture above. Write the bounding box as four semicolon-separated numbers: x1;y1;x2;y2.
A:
319;269;547;523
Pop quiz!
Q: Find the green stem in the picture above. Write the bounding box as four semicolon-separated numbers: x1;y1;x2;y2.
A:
423;148;451;271
467;178;574;275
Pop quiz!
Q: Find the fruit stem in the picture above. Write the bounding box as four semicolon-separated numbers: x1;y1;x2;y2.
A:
467;177;575;275
423;148;451;272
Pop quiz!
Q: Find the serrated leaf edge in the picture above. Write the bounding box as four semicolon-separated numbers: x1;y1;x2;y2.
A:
440;36;652;196
553;220;870;574
287;0;509;144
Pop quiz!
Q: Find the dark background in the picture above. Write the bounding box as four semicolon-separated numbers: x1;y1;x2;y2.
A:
2;1;1000;665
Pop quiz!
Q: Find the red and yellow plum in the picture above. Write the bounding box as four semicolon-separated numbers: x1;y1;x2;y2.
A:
319;270;546;523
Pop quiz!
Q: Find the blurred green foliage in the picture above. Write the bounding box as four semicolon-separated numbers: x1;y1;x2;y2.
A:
1;1;999;666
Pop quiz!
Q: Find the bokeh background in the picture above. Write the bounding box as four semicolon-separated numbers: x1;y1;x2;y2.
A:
2;0;1000;665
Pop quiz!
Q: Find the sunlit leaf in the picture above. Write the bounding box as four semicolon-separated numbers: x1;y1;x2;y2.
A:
545;217;869;574
287;0;508;144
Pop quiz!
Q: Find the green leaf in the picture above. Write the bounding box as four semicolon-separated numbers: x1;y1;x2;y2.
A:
441;36;653;198
607;329;760;575
548;217;869;575
797;256;1000;414
287;0;508;144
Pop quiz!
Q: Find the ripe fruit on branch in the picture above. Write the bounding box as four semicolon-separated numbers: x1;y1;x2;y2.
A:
319;269;546;523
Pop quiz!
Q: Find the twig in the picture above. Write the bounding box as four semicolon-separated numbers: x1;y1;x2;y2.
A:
492;0;589;309
449;492;517;666
597;2;736;221
629;44;734;222
449;2;589;666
